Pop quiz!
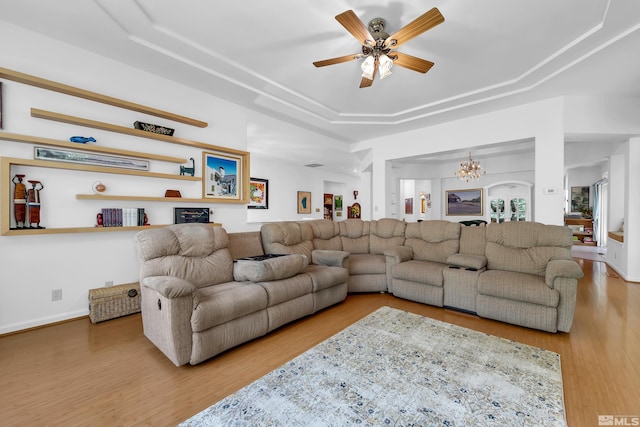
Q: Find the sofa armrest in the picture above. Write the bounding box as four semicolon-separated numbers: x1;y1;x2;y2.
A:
545;259;584;288
140;276;196;366
312;249;350;268
446;253;487;270
142;276;196;298
383;246;413;263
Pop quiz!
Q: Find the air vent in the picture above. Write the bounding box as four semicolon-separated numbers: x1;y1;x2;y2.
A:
305;163;323;168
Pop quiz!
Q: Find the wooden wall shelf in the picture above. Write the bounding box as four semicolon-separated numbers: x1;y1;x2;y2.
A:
0;67;207;128
1;157;200;181
2;223;222;236
31;108;248;155
0;131;188;164
76;194;213;203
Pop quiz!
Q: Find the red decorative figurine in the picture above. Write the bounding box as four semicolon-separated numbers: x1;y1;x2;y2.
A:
12;174;27;229
26;180;45;229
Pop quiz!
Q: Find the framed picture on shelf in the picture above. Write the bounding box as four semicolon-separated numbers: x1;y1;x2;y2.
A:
248;177;268;209
34;146;150;170
297;191;311;214
174;207;210;224
445;188;483;216
202;149;249;203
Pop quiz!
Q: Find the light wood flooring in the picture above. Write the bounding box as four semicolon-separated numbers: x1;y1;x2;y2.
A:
1;256;638;426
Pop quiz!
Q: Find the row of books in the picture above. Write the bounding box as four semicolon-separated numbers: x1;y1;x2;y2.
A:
98;208;146;227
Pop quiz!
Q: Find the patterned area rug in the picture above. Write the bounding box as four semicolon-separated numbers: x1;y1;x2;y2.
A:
180;306;566;426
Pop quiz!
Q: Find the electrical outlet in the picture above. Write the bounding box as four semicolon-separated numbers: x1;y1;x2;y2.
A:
105;281;113;287
51;289;62;301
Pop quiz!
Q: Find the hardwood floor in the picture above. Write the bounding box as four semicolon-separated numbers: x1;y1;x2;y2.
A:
1;257;638;426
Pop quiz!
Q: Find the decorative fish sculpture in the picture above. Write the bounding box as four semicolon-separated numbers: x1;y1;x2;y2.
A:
70;136;96;143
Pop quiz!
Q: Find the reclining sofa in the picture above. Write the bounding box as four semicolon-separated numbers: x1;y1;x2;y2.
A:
134;219;583;366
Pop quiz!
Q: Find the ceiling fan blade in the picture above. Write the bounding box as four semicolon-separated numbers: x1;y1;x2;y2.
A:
386;7;444;49
336;10;374;45
359;60;378;88
391;52;435;73
313;54;362;68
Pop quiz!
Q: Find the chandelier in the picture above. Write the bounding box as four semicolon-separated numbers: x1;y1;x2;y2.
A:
455;151;486;182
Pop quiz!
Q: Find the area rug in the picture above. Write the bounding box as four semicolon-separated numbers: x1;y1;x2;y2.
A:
180;306;566;426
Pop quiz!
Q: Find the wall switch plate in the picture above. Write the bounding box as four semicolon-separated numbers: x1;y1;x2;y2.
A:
543;188;558;195
105;281;113;287
51;289;62;301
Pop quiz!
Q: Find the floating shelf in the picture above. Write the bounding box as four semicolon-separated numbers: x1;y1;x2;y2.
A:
0;131;188;164
76;194;213;203
0;66;207;128
31;108;248;155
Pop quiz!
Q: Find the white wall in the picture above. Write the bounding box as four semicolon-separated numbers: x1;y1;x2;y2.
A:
246;154;360;227
0;23;360;333
360;98;566;224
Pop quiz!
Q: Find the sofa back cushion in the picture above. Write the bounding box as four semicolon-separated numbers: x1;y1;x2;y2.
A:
369;218;406;255
459;225;487;256
260;222;314;258
339;219;371;254
485;222;573;276
134;223;234;289
309;219;342;250
404;220;461;263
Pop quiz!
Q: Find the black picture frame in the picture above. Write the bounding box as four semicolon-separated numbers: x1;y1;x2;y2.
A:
174;207;210;224
248;177;269;209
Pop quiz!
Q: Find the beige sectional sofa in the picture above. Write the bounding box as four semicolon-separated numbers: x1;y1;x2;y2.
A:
134;218;583;366
134;224;348;366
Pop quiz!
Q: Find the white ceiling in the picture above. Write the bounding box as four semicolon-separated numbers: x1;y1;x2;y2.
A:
2;0;640;174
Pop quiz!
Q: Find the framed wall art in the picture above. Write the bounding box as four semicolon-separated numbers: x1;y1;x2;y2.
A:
334;195;343;211
446;188;483;216
570;186;590;213
202;149;249;203
248;177;268;209
34;146;149;170
405;198;413;214
0;82;3;129
297;191;311;214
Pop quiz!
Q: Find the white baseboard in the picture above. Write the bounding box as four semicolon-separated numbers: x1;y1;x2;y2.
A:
0;309;89;335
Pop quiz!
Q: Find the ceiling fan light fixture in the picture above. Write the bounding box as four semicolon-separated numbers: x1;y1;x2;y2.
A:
378;54;393;79
361;55;375;80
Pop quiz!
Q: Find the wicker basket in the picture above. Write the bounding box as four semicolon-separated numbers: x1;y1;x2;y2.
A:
88;283;141;323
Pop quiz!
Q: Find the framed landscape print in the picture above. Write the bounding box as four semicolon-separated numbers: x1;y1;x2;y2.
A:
297;191;311;214
248;177;268;209
446;189;483;216
202;149;249;203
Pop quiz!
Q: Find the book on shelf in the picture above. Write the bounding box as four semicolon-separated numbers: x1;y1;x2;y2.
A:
100;208;146;227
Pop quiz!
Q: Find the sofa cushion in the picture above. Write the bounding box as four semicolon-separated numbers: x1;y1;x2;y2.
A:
459;226;487;256
478;270;560;307
404;221;460;263
485;222;572;276
370;218;406;254
304;265;349;292
258;274;313;306
349;253;386;275
392;260;446;287
309;219;342;250
339;219;370;254
233;254;308;282
261;222;314;258
136;224;235;289
191;282;268;332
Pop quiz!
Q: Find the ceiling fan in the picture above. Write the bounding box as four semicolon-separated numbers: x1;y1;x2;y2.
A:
313;8;444;88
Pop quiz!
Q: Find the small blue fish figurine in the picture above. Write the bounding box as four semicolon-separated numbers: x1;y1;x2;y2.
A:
70;136;96;144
